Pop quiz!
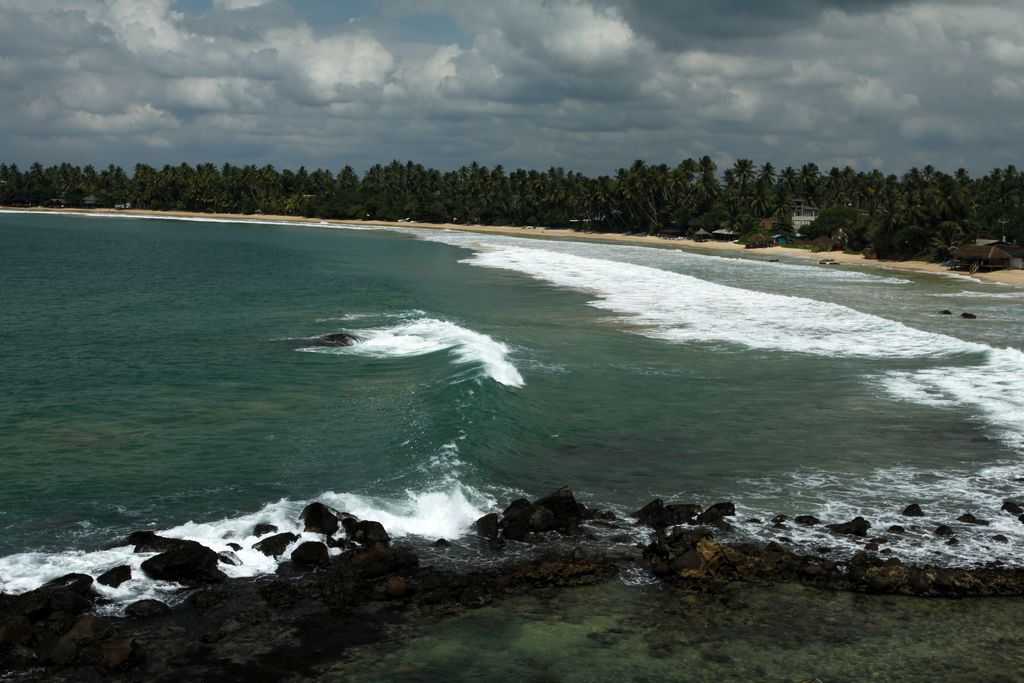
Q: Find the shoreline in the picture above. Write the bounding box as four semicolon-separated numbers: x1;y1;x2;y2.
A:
7;206;1024;287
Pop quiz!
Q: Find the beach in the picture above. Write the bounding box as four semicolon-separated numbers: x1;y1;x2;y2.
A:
11;206;1024;287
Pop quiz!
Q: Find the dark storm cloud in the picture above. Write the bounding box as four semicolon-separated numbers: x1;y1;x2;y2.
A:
0;0;1021;175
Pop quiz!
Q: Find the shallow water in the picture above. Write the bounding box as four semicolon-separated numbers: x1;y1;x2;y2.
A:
336;580;1024;682
1;211;1023;602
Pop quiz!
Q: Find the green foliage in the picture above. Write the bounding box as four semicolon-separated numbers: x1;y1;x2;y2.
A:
1;159;1022;263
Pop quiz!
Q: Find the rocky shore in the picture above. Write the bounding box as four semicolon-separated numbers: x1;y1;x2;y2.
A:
3;487;1023;681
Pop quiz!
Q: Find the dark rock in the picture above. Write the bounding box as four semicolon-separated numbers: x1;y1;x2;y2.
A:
187;591;226;610
529;505;558;533
258;580;302;608
533;486;584;533
695;501;736;525
291;541;331;568
351;520;390;546
0;614;33;645
794;515;820;526
935;525;955;537
313;332;360;346
140;540;226;585
826;516;871;537
383;576;407;598
887;525;906;534
960;312;977;319
49;589;94;615
43;635;78;666
217;551;242;566
957;513;990;526
946;537;959;545
902;504;924;517
13;573;95;621
252;532;299;557
634;499;701;527
433;538;451;548
939;309;952;315
252;523;278;537
500;499;534;541
339;544;419;580
98;638;143;671
226;542;242;551
993;534;1009;543
300;502;341;535
65;613;114;644
126;531;190;554
124;599;171;618
1001;500;1023;515
96;565;132;588
472;513;500;539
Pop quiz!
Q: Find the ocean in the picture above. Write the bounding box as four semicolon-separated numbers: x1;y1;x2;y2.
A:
2;211;1024;676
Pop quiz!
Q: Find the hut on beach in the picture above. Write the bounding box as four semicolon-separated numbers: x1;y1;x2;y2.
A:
711;228;740;241
951;243;1024;272
692;228;711;242
82;194;97;208
744;233;777;249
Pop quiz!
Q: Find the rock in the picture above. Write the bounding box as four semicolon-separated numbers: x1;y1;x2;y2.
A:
529;505;558;533
315;331;360;346
65;613;114;644
126;531;190;554
500;499;534;541
957;513;990;526
939;309;952;315
217;551;242;566
341;544;418;580
96;565;132;588
187;591;226;610
794;515;821;526
887;525;906;534
902;504;924;517
935;525;955;537
99;638;143;671
252;523;278;537
0;614;33;645
43;635;78;666
695;502;736;525
993;534;1009;543
532;486;584;533
13;573;95;621
960;312;977;319
125;599;171;618
252;532;299;557
227;542;242;551
351;520;390;546
300;502;341;535
472;513;500;539
946;537;959;545
1001;500;1023;515
291;541;330;568
384;576;407;598
433;538;451;548
258;580;302;608
826;516;871;537
140;540;226;584
634;499;701;527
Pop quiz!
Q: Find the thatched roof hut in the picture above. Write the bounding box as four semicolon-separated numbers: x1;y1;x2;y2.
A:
693;228;712;242
951;244;1024;271
744;233;777;249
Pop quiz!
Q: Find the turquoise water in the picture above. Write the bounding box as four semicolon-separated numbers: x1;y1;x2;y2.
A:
1;211;1023;596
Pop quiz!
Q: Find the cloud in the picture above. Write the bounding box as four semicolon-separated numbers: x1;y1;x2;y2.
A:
0;0;1021;175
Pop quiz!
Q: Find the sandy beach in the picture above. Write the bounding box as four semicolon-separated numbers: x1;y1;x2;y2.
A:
11;206;1024;287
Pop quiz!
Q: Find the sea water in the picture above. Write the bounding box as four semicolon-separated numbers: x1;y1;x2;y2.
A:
1;211;1023;602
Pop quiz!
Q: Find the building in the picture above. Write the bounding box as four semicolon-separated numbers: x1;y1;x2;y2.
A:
82;194;97;208
951;243;1024;272
792;198;819;231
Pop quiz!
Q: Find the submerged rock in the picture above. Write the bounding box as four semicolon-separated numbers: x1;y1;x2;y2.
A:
252;523;278;537
1001;500;1023;515
957;513;990;526
312;332;360;346
794;515;821;526
960;312;977;319
902;504;924;517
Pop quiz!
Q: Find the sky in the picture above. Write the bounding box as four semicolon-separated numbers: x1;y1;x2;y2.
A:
0;0;1022;176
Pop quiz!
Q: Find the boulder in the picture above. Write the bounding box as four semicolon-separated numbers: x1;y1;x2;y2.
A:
313;332;359;346
1001;500;1023;515
13;573;95;621
529;506;558;533
252;523;278;537
351;520;390;546
902;504;924;517
124;599;171;618
794;515;821;526
993;534;1009;543
217;551;242;566
96;566;132;589
532;487;584;532
957;513;990;526
939;309;952;315
291;541;330;568
227;542;242;551
98;638;143;671
500;499;534;541
935;524;954;537
634;499;701;528
433;538;451;548
887;525;906;534
826;517;871;537
126;531;190;554
64;613;114;644
960;312;977;319
140;541;226;585
253;532;299;557
472;513;500;539
300;502;342;535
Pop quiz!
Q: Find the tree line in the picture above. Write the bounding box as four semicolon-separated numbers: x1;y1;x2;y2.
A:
1;158;1022;260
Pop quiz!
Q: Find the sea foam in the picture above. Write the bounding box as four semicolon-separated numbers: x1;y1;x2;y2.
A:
298;317;525;388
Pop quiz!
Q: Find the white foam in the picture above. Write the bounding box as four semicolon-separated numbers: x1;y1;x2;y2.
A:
0;484;492;607
299;317;525;388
